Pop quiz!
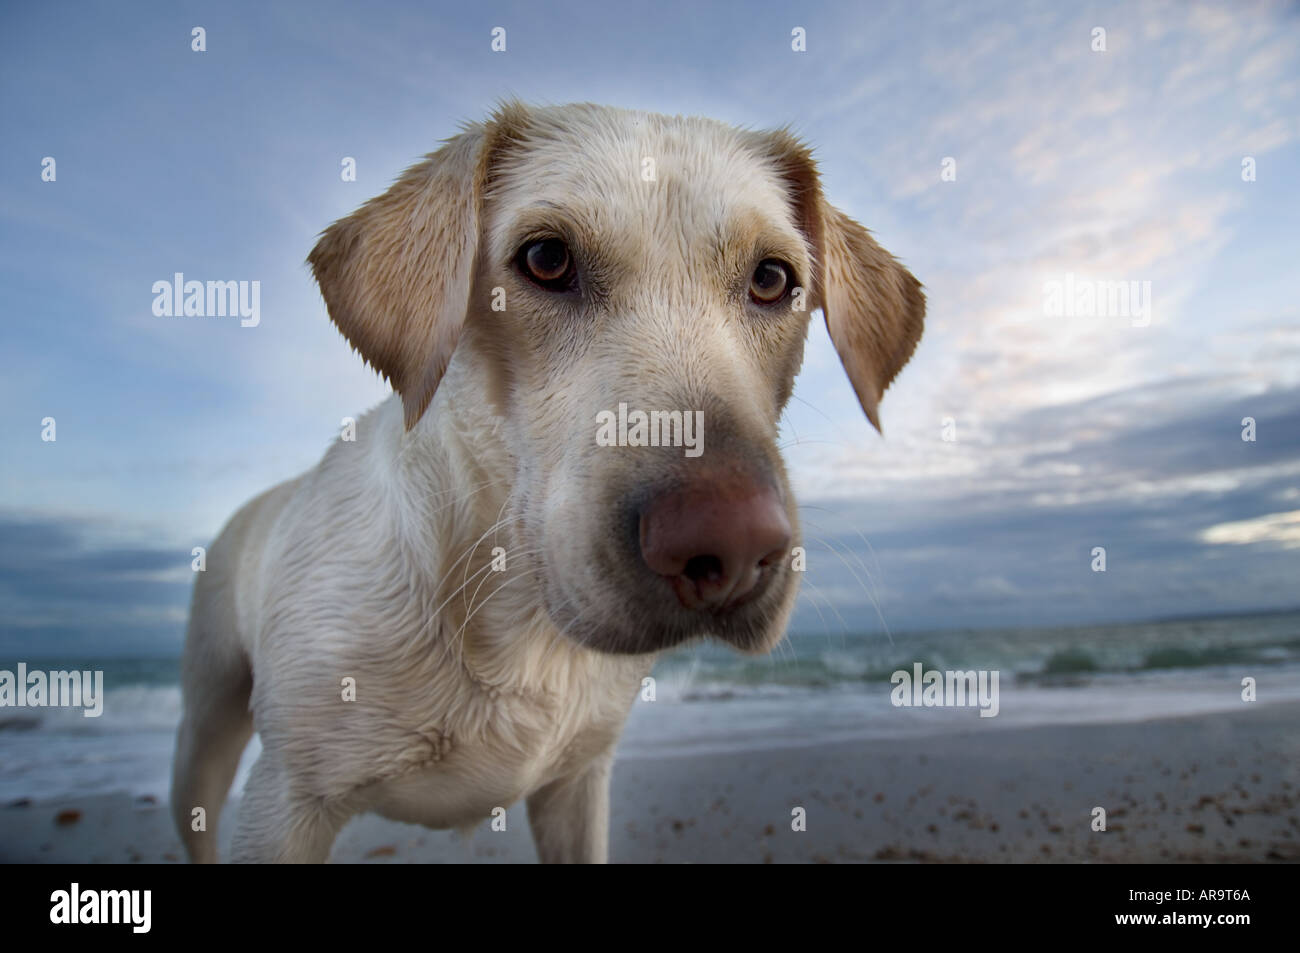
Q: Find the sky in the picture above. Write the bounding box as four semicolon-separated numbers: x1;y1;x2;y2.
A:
1;0;1298;655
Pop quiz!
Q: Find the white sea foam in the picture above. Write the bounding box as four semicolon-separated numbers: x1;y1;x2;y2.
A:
5;612;1297;802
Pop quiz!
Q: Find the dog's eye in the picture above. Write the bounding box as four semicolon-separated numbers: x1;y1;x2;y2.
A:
518;239;575;290
749;259;792;304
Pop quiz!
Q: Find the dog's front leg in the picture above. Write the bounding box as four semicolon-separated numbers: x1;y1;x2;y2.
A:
229;750;346;863
526;752;613;864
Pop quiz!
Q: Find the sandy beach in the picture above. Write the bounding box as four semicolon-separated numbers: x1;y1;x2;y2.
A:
4;701;1296;863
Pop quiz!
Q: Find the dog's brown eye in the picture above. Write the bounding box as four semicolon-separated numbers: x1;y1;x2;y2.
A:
519;239;574;289
750;259;792;304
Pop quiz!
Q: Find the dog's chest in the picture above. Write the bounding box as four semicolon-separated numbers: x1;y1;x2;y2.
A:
364;659;644;829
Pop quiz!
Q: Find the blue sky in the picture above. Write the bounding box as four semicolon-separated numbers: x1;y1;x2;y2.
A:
2;0;1298;654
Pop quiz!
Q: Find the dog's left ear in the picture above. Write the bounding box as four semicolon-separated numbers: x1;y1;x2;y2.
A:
753;131;926;433
815;205;925;432
308;105;526;430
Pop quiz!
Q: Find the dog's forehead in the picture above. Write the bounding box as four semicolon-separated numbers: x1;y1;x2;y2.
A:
488;108;798;241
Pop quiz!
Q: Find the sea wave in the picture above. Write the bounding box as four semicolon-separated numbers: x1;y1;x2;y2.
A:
3;612;1299;801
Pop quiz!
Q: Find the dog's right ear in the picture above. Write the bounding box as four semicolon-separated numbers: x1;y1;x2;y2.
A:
308;113;520;430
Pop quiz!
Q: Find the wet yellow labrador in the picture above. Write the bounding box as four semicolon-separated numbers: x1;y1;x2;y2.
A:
171;101;924;863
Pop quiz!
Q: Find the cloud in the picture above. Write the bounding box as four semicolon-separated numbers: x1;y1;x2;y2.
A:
2;0;1298;650
0;513;191;656
1200;510;1300;548
787;382;1300;631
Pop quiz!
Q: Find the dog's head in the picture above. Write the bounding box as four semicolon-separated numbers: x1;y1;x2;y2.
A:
309;102;923;655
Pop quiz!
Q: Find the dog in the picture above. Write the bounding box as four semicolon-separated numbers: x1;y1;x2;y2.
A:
170;101;924;863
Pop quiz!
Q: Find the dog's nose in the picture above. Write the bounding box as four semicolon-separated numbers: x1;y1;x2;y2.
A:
639;476;791;610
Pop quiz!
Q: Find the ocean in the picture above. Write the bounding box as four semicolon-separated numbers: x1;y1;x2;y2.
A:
3;610;1298;804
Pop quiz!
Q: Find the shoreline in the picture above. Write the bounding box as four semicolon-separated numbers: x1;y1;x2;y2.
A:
3;701;1297;863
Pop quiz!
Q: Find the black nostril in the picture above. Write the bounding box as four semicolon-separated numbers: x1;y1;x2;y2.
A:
682;554;724;584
